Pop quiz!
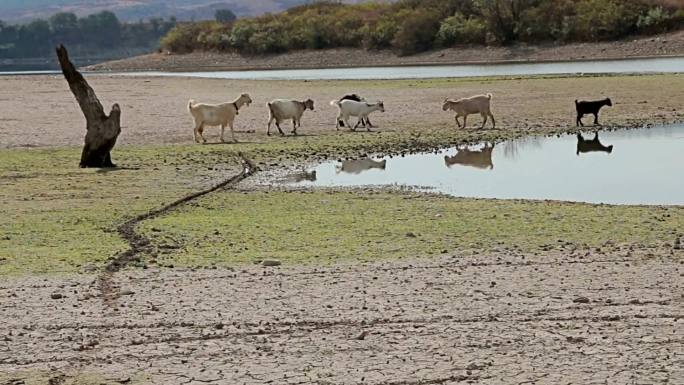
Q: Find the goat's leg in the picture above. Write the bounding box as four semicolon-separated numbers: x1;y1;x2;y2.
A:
220;124;226;143
361;115;372;132
336;114;342;130
489;113;496;129
193;124;200;143
229;122;237;143
593;113;600;126
275;120;285;136
576;113;584;127
291;119;298;135
480;113;488;129
365;117;374;128
197;123;207;143
267;117;274;136
454;115;462;128
462;115;468;129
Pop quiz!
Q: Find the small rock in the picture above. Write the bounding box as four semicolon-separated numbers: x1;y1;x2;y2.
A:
406;232;417;238
261;259;282;267
355;331;368;340
119;290;135;296
573;296;590;304
50;293;64;300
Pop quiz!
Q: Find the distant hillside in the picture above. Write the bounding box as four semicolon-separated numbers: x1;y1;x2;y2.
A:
0;0;370;23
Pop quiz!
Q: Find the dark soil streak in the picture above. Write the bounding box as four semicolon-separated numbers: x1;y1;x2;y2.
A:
96;154;258;305
106;153;258;273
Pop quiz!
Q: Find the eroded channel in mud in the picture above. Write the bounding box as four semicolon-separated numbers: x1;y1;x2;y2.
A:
282;124;684;205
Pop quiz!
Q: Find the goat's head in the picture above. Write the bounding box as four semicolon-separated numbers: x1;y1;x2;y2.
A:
304;99;315;111
240;93;253;106
605;98;613;107
377;101;385;113
442;99;454;111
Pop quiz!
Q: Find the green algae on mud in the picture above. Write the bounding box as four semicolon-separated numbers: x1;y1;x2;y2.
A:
2;127;684;274
2;73;684;275
0;145;244;275
138;190;684;268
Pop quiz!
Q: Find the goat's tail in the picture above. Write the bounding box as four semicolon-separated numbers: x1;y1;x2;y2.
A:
487;93;493;100
329;100;341;107
574;99;579;105
188;99;196;111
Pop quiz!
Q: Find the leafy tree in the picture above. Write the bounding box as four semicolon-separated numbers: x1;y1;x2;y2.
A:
49;12;78;44
79;11;121;48
215;9;237;24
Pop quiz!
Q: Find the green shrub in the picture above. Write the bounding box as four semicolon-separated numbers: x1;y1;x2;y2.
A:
391;9;442;55
436;13;487;46
161;22;216;53
572;0;643;40
159;0;684;55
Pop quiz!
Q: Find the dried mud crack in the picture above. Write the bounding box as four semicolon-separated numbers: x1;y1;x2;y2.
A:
1;252;681;384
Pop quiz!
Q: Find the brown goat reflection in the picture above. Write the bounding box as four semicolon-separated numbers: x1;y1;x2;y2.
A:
336;158;387;174
444;143;495;170
576;133;613;155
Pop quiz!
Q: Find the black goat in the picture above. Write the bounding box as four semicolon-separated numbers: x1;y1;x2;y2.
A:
337;94;372;128
575;98;612;127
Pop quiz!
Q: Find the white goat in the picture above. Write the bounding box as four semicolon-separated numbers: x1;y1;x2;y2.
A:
267;99;315;136
188;93;252;143
330;100;385;131
442;94;495;129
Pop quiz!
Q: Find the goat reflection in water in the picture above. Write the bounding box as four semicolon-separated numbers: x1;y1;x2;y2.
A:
444;143;495;170
576;132;614;155
282;169;317;183
336;159;387;174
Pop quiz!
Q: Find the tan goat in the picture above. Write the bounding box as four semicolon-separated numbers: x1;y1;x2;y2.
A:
442;94;495;129
188;93;252;143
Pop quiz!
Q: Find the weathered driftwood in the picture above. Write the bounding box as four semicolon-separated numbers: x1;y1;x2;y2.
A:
56;44;121;168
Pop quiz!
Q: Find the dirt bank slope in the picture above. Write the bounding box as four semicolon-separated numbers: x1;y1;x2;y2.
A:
87;30;684;72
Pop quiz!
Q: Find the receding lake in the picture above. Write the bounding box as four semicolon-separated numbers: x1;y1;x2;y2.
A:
283;124;684;205
5;56;682;79
121;56;684;80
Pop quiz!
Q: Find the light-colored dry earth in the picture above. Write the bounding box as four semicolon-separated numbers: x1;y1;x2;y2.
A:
87;30;684;72
1;74;683;149
1;248;683;384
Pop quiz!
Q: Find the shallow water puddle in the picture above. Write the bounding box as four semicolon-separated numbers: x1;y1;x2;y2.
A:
284;124;684;205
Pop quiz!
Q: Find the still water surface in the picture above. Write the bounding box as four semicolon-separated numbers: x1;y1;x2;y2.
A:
123;57;684;80
285;124;684;205
2;56;683;79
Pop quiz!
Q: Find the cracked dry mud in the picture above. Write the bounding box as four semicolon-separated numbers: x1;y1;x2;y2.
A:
2;250;682;384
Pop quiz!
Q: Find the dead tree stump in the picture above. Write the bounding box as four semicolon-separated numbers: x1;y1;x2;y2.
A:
56;44;121;168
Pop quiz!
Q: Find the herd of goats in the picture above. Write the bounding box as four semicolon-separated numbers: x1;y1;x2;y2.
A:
187;92;614;144
187;92;615;181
